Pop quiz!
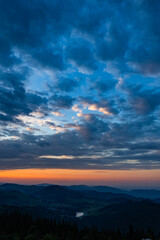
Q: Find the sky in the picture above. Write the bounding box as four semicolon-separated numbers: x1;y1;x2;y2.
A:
0;0;160;188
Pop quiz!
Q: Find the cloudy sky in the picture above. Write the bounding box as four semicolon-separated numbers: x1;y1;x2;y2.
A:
0;0;160;187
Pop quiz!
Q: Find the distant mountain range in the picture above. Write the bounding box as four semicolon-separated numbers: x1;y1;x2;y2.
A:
67;185;127;194
67;184;160;199
0;183;160;231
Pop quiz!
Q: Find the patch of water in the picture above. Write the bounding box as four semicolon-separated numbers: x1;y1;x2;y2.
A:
76;212;84;218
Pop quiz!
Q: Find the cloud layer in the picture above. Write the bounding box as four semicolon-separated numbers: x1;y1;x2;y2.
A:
0;0;160;170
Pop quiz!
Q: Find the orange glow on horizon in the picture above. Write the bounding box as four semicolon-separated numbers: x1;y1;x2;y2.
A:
0;168;160;188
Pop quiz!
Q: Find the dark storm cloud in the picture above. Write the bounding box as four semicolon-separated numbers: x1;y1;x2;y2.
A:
50;94;75;109
125;0;160;75
0;0;76;70
91;78;117;94
78;114;109;141
54;78;80;92
125;84;160;114
66;40;97;71
97;0;160;76
0;0;159;74
0;71;48;123
0;37;21;67
31;48;65;71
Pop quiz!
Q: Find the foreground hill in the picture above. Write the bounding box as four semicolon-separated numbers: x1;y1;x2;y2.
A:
81;200;160;232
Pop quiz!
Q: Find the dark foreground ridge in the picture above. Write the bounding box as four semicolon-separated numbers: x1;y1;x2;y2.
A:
0;211;157;240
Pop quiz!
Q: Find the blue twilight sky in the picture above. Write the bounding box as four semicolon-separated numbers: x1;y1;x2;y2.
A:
0;0;160;171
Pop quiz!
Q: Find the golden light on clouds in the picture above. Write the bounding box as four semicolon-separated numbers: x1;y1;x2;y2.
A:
86;103;112;115
38;155;104;159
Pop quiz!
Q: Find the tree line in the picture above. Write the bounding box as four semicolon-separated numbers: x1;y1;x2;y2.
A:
0;211;158;240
